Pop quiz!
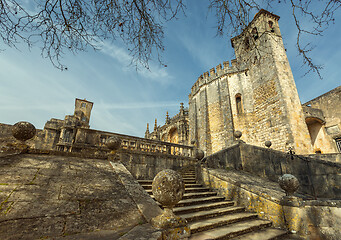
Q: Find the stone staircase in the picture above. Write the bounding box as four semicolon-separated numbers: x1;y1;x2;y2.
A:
138;167;288;239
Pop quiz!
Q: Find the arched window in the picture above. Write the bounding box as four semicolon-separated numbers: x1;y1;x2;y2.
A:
268;21;274;32
236;94;243;114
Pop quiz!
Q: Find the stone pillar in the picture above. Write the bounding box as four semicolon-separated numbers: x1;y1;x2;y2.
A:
106;136;121;162
279;174;301;233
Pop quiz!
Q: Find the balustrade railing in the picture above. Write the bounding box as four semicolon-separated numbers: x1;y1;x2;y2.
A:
96;132;194;158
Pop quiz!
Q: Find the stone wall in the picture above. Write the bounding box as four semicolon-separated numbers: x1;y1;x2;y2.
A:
204;142;341;199
303;86;341;153
120;149;197;180
199;167;341;240
0;123;44;150
189;9;313;155
0;153;156;239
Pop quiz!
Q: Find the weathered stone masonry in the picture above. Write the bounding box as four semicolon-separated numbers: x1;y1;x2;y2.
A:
189;10;314;155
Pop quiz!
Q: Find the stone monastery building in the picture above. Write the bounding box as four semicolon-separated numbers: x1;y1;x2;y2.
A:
3;10;339;156
146;10;341;156
1;9;341;240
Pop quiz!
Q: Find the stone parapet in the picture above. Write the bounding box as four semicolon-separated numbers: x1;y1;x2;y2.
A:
199;167;341;240
189;59;247;98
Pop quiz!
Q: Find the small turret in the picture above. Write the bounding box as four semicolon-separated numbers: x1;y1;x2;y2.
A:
154;119;158;132
180;103;184;115
145;123;150;138
166;111;170;124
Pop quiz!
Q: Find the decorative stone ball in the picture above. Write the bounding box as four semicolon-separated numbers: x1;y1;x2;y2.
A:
106;136;121;151
265;141;272;148
195;149;204;160
12;121;36;141
234;130;242;139
279;174;300;196
152;169;185;208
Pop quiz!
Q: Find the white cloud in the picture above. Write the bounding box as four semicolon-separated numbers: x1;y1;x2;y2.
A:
99;41;172;84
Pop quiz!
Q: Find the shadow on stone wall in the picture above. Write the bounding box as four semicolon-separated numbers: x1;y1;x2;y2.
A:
204;142;341;199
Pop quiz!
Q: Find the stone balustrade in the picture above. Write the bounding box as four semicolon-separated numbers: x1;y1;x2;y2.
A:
118;134;194;157
72;128;195;158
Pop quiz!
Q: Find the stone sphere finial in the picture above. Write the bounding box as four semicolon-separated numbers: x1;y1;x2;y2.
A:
195;149;204;160
234;130;242;139
279;174;300;196
265;141;272;148
152;169;185;208
106;136;121;151
151;169;189;232
12;121;36;142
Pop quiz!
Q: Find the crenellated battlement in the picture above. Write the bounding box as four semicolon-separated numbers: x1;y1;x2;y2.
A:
190;59;241;97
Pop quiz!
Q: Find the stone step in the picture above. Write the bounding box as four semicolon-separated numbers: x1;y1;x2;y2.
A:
151;191;218;200
182;192;217;199
140;183;204;190
189;219;273;240
176;196;227;207
140;184;152;189
185;184;203;188
173;201;235;215
184;187;211;193
182;176;196;179
183;177;196;181
182;174;196;177
137;180;153;184
147;188;212;195
184;180;197;184
231;228;288;240
189;212;259;234
179;206;245;222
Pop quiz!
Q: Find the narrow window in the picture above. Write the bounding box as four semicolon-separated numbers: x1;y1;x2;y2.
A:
336;138;341;153
244;37;250;50
81;116;87;122
268;21;274;32
236;94;243;114
252;27;258;40
81;102;86;108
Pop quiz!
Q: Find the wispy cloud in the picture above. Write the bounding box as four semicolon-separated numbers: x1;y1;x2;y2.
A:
96;101;180;110
99;41;172;83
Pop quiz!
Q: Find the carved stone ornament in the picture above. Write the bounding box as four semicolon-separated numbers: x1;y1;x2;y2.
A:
151;169;188;230
106;136;121;152
234;130;242;139
12;121;36;142
279;174;300;196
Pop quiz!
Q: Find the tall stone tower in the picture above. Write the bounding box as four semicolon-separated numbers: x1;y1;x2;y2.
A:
74;98;93;128
189;9;313;155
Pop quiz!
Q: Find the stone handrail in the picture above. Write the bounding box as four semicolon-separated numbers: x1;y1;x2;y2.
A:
91;130;195;158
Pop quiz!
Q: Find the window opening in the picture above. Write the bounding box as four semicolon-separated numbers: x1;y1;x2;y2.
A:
81;102;86;108
336;138;341;153
252;27;258;40
236;95;243;114
244;37;250;50
268;21;274;32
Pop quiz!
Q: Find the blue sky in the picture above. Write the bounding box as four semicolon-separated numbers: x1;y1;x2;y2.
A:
0;1;340;137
